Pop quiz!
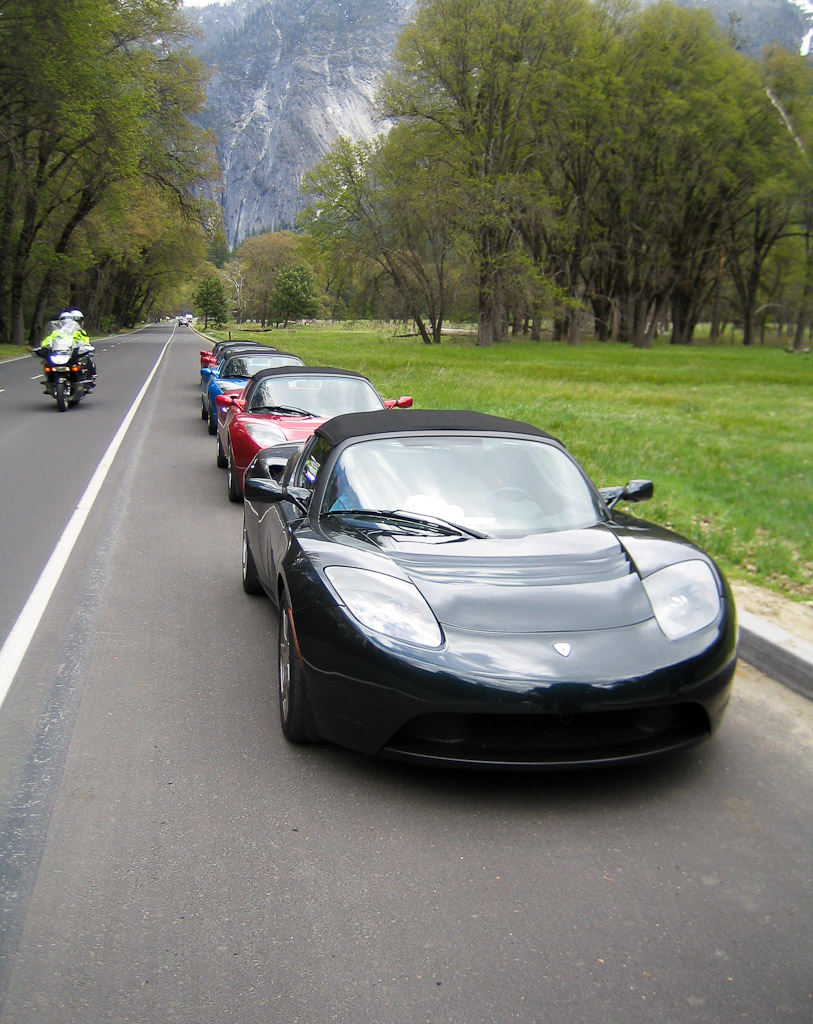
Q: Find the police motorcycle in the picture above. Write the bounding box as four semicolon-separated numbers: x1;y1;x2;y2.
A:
32;312;96;411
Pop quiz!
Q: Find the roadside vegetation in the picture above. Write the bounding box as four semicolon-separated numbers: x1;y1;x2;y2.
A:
0;0;218;347
205;322;812;603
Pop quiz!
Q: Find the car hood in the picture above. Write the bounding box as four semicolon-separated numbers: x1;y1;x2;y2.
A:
313;522;673;632
237;411;328;441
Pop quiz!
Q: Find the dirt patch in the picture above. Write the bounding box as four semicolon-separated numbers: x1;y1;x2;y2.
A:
731;581;813;645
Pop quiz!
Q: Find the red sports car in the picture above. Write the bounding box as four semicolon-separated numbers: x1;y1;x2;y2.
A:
215;365;413;501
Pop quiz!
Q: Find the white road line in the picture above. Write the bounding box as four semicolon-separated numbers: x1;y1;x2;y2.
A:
0;332;175;711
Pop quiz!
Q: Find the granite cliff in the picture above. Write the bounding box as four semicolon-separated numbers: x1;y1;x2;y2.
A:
189;0;812;251
190;0;415;248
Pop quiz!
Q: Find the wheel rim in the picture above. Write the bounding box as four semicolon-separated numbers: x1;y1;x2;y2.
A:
279;608;291;722
241;525;248;581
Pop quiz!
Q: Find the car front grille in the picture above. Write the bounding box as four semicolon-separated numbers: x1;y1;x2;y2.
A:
382;704;710;768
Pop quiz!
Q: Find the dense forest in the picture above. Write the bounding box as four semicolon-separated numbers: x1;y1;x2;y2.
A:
0;0;218;345
2;0;812;349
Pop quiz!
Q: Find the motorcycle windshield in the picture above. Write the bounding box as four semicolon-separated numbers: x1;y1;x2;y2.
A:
46;320;79;352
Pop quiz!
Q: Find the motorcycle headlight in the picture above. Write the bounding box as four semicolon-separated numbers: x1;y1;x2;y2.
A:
324;566;443;648
642;560;721;640
244;422;287;447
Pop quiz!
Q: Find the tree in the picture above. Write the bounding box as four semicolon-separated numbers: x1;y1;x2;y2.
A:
759;45;813;351
194;275;229;328
236;232;299;324
268;265;319;327
381;0;595;345
302;128;465;344
0;0;216;344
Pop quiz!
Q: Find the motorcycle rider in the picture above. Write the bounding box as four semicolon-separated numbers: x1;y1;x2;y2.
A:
41;309;96;382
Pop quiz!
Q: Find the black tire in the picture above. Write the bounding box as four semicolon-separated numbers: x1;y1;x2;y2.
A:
241;517;263;595
216;434;227;468
227;446;242;503
278;595;316;742
207;405;217;435
55;378;68;412
201;398;208;420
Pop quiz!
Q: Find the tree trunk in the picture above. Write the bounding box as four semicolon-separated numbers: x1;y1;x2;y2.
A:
793;231;813;352
567;308;581;346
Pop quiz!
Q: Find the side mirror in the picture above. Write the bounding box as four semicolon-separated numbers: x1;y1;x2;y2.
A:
395;396;413;409
623;479;654;503
599;479;654;510
243;476;284;502
216;394;245;411
243;476;311;512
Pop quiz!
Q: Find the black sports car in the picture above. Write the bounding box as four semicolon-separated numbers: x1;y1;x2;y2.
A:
241;410;737;769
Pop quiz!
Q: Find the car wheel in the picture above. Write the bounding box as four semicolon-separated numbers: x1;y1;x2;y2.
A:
227;445;242;503
278;595;316;742
216;434;227;468
242;517;263;595
207;405;217;435
201;397;208;420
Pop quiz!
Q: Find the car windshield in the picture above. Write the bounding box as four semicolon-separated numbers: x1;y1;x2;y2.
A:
223;354;302;377
320;435;606;537
248;376;384;417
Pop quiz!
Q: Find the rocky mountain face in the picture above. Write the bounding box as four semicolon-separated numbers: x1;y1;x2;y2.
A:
190;0;415;248
190;0;812;251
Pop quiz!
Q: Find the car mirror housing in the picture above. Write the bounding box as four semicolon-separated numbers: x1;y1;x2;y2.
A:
599;479;654;510
243;477;311;511
243;477;284;502
623;479;654;503
384;396;414;410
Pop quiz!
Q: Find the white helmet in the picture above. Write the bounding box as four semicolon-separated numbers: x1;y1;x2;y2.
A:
59;310;73;322
69;309;84;322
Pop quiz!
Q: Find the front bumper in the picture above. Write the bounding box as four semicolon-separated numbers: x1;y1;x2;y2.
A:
291;603;737;768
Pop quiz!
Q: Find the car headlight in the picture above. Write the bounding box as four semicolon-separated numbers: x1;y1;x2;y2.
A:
324;566;443;648
643;560;721;640
244;422;287;447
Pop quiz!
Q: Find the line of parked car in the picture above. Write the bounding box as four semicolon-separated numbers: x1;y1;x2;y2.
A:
198;337;738;770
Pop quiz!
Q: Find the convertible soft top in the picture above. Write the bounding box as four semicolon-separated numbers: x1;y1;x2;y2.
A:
247;365;370;386
316;409;557;447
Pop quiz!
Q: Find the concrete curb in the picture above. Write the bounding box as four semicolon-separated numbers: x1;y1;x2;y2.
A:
738;609;813;701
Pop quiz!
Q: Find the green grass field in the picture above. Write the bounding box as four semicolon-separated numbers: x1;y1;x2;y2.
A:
4;326;809;599
208;322;812;601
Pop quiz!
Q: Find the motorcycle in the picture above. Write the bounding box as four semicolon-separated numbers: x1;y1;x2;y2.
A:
32;320;96;411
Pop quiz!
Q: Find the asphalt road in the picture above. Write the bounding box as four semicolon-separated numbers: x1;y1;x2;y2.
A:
0;326;811;1023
